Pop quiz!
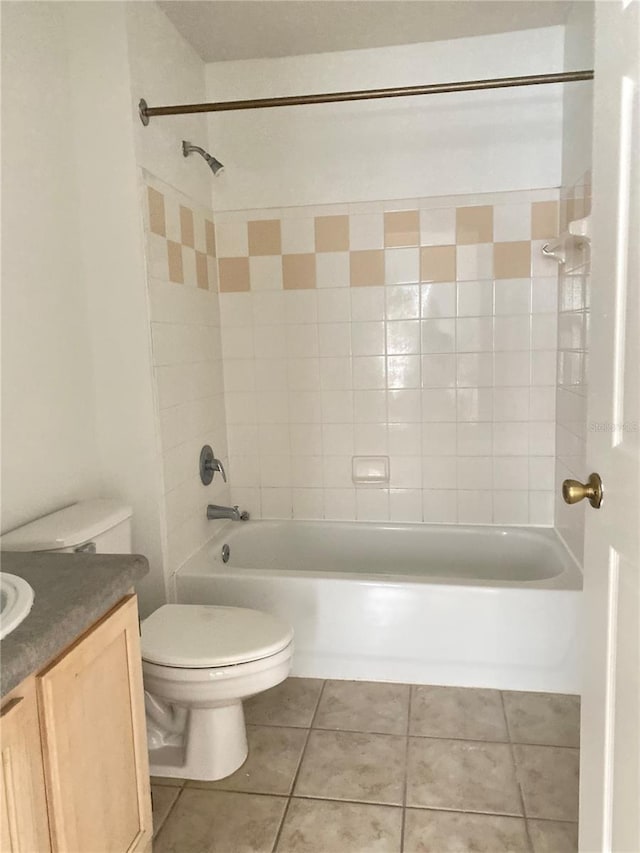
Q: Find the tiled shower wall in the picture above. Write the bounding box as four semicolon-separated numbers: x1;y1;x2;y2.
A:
555;173;592;562
143;172;230;573
217;189;560;525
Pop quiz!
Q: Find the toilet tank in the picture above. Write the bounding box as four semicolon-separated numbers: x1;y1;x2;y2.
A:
0;499;133;554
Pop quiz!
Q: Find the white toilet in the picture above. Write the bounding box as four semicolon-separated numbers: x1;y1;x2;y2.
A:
141;604;293;780
0;499;294;781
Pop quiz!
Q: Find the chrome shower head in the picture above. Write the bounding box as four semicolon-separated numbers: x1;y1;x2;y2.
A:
182;141;224;176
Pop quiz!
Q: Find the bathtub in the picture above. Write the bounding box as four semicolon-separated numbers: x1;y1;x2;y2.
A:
175;521;582;694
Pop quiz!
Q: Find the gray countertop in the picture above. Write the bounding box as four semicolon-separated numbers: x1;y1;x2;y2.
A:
1;551;149;698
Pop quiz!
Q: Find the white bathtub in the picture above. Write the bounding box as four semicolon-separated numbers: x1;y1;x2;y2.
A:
175;521;582;694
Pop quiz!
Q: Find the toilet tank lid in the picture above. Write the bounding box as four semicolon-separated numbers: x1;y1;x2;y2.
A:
0;499;133;552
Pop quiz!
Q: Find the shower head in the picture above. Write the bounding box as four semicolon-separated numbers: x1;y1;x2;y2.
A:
182;141;225;176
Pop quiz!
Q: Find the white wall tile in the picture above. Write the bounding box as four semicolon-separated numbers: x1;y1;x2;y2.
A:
284;290;318;324
457;281;493;317
356;489;389;521
349;213;384;249
215;221;248;257
261;487;293;519
456;244;493;280
351;286;385;321
281;218;315;253
386;285;420;319
493;203;531;242
387;320;421;354
421;283;457;318
318;323;352;356
458;490;493;523
354;423;388;454
318;289;351;323
419;208;456;246
390;489;423;522
494;279;531;315
385;248;420;284
316;252;350;288
423;489;457;523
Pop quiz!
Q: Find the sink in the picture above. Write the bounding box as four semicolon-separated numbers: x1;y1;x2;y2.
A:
0;573;35;639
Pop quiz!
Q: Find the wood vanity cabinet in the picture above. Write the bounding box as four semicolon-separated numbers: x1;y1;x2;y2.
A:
0;676;51;852
0;594;152;853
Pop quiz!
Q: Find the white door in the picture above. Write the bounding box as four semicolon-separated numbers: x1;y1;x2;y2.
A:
579;1;640;851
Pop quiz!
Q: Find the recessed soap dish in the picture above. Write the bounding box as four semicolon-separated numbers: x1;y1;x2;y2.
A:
352;456;390;486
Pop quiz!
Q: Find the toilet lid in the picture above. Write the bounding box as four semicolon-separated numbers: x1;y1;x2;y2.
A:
140;604;294;668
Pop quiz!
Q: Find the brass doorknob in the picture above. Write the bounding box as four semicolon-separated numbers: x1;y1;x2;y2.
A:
562;472;603;508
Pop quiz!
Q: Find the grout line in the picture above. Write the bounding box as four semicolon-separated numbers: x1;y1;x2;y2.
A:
400;686;413;851
292;793;521;817
500;691;533;853
272;679;327;852
152;784;185;844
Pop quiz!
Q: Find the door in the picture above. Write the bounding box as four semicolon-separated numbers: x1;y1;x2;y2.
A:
0;677;51;852
37;595;152;853
579;1;639;851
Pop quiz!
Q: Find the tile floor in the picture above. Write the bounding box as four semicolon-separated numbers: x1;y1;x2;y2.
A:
151;678;580;853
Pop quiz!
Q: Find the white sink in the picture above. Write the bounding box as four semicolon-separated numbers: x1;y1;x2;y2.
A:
0;573;35;639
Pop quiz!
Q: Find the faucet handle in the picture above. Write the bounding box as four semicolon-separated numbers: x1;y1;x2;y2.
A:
212;458;227;482
199;445;227;484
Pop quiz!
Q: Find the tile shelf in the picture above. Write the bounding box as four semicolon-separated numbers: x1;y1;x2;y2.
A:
541;215;591;264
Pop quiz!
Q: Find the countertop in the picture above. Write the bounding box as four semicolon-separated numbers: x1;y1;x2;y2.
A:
1;551;149;698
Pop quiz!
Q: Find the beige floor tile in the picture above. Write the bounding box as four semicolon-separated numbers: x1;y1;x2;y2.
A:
151;785;181;838
513;745;579;821
410;685;508;742
187;725;307;795
404;808;530;852
313;680;410;734
503;692;580;747
276;798;402;852
528;819;579;852
294;730;406;805
245;678;324;727
406;737;523;815
154;789;286;853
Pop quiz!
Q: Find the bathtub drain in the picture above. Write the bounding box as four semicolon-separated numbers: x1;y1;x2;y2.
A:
221;544;230;563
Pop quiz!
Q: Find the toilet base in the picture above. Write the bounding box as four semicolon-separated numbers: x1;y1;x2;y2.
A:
149;701;248;781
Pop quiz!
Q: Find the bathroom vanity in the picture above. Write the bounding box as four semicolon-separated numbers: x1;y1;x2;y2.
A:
0;552;152;853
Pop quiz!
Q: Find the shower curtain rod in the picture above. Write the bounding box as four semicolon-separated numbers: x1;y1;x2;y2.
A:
139;69;593;124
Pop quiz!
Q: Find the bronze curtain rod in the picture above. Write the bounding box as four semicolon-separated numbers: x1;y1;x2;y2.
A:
139;69;593;124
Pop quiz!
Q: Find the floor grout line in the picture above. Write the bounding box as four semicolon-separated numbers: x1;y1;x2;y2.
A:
271;679;327;852
500;691;534;853
400;687;413;852
151;784;185;844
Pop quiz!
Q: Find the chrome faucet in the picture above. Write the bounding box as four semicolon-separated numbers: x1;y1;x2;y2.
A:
206;504;250;522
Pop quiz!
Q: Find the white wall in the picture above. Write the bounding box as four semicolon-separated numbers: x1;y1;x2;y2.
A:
61;2;168;615
127;1;211;209
1;2;98;532
205;27;565;211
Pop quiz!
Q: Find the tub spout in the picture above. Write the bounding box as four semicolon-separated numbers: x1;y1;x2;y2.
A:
207;504;250;521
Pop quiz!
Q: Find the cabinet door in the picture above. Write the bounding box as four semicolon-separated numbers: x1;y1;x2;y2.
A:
38;595;152;853
0;677;51;852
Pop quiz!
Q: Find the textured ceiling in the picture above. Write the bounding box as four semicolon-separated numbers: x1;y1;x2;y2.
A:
158;0;572;62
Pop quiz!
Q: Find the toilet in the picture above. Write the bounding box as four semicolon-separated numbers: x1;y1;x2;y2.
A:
142;604;293;780
0;499;294;781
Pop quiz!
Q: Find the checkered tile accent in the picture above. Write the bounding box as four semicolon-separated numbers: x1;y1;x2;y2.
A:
214;194;559;293
144;178;217;291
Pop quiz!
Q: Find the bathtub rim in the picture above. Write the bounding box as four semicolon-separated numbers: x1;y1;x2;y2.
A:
176;519;583;592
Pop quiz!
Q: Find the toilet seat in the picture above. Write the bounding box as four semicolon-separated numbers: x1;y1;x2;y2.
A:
141;604;294;669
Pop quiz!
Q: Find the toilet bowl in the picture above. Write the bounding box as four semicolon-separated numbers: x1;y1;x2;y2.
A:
141;604;293;781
